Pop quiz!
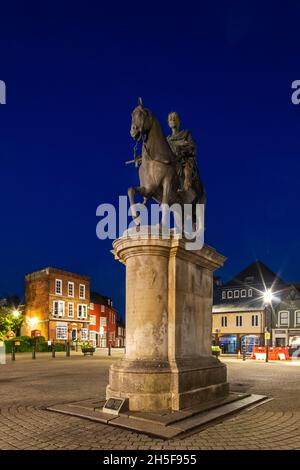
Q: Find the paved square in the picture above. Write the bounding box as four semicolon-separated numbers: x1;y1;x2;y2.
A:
1;351;300;450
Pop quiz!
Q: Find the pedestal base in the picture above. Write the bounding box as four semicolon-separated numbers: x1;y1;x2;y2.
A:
108;230;228;411
107;357;228;411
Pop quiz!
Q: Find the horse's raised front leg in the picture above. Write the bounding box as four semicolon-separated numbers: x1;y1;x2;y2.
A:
128;186;137;219
160;179;171;231
128;186;154;226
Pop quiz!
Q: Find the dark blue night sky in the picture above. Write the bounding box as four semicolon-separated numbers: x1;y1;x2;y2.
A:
1;1;300;317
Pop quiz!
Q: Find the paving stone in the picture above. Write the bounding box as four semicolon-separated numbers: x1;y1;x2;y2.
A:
1;355;300;449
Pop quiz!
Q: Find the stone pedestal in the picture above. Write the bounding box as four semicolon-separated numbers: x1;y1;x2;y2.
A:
106;229;228;411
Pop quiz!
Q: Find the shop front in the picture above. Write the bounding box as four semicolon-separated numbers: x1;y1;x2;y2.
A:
241;335;261;354
218;335;237;354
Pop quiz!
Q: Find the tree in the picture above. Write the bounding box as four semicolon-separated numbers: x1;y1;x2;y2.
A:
0;306;23;337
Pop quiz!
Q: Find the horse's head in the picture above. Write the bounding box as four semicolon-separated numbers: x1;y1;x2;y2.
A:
130;97;153;141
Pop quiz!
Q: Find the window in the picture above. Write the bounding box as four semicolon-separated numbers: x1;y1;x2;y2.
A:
227;291;233;299
90;314;96;325
101;305;105;313
79;284;85;299
109;332;114;341
245;276;254;282
89;303;94;310
68;302;74;318
234;290;239;299
221;316;227;327
248;289;253;297
68;282;74;297
55;279;62;295
252;314;259;327
78;304;87;319
241;289;246;298
236;315;243;327
89;331;96;347
53;300;64;317
279;311;289;326
81;328;88;340
222;291;226;300
56;326;67;340
295;311;300;326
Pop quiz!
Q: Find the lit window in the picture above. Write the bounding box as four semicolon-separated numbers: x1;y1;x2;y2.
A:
53;301;64;317
79;284;85;299
78;304;87;319
89;303;94;310
227;291;233;299
279;311;289;326
234;290;239;299
101;305;105;313
89;314;96;325
56;326;67;340
68;303;74;318
55;279;62;295
81;328;88;340
68;282;74;297
241;290;246;298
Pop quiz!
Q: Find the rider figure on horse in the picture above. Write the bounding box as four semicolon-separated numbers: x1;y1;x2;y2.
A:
167;112;198;192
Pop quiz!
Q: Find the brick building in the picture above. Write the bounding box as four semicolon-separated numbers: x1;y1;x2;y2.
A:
22;267;90;342
116;319;125;348
88;292;117;347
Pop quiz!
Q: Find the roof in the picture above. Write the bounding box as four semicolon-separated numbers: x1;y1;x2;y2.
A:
213;299;265;313
90;291;114;308
25;267;90;281
225;260;285;287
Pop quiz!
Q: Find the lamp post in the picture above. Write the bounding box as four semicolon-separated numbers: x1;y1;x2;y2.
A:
263;289;273;363
100;326;104;348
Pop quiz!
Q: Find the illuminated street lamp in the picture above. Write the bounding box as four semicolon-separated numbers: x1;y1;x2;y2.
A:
28;317;39;328
263;289;274;304
263;289;273;362
12;310;20;318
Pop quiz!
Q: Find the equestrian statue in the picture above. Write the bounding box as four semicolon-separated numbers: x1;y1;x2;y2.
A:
127;98;206;231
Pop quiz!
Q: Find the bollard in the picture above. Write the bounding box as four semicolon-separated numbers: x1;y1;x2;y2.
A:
11;343;16;361
108;343;111;356
66;341;70;357
242;351;246;361
32;339;36;359
52;343;56;358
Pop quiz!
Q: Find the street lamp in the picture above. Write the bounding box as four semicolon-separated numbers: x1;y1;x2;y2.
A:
12;310;19;318
28;317;39;329
263;289;274;362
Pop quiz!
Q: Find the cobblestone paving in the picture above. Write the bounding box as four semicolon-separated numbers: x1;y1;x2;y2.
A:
1;352;300;450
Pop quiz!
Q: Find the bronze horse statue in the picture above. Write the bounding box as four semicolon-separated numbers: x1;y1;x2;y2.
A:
128;99;206;230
